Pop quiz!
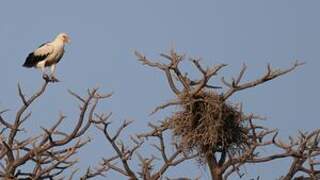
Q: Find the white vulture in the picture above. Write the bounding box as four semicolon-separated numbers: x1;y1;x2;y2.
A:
23;33;71;82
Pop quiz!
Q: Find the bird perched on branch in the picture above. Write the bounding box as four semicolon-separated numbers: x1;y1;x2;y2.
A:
23;33;71;82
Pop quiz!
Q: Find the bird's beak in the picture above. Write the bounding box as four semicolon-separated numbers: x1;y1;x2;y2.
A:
66;37;71;44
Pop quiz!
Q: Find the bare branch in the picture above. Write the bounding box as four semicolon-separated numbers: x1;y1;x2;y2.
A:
222;61;304;100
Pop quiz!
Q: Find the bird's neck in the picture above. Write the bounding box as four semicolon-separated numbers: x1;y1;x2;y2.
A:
52;38;65;47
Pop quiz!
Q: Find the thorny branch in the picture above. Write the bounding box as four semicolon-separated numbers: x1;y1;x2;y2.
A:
135;50;303;115
222;125;320;180
0;49;315;180
221;61;305;100
134;49;319;180
81;119;198;180
0;77;112;179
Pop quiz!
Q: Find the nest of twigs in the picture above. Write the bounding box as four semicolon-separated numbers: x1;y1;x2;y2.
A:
169;91;248;160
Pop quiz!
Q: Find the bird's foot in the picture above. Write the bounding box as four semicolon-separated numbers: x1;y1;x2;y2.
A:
50;75;60;83
42;74;60;82
42;74;50;81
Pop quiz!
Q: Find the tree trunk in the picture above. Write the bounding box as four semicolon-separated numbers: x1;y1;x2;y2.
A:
206;153;223;180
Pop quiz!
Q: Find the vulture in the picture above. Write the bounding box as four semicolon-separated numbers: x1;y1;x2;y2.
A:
23;33;71;82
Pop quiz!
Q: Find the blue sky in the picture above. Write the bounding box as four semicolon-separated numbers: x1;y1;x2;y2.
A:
0;1;319;179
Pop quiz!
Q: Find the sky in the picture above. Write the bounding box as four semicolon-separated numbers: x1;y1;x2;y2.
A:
0;1;319;179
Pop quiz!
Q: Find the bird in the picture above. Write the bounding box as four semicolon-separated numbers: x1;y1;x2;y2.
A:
23;33;71;82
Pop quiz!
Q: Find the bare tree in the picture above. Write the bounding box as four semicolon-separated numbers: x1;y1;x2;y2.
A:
0;76;112;179
132;50;319;180
80;50;319;180
1;50;318;180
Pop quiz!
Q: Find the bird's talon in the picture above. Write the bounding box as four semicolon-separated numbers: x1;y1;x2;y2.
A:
50;76;60;82
42;74;50;81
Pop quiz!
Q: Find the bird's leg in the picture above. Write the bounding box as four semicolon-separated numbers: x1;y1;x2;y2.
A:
41;68;50;81
50;64;59;82
38;62;49;81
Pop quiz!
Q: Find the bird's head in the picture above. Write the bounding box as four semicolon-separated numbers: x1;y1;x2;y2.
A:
57;33;71;44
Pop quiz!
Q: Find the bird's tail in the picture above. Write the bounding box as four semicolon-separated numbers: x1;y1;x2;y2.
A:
22;53;38;68
22;61;34;68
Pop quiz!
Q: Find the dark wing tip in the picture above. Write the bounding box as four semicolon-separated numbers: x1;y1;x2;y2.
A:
22;53;32;67
22;53;37;68
23;52;48;68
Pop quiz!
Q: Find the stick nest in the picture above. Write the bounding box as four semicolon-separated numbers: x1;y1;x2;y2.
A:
169;91;248;160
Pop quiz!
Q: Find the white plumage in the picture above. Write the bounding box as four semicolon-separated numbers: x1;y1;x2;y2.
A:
23;33;70;81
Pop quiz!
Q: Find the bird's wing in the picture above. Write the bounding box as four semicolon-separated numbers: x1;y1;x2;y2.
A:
33;43;53;56
55;48;64;63
23;43;54;68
